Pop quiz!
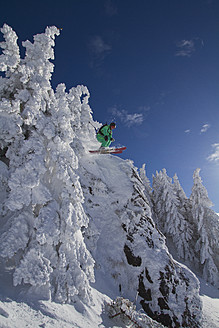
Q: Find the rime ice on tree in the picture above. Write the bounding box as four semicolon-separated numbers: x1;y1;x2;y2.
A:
190;168;219;287
152;169;193;260
0;25;94;304
150;167;219;288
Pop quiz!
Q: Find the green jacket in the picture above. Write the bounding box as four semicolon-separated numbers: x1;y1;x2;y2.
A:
96;124;114;147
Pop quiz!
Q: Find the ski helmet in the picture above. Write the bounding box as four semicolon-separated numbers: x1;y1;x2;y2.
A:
110;122;116;128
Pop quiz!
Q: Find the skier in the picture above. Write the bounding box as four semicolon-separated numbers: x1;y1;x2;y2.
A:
96;122;116;148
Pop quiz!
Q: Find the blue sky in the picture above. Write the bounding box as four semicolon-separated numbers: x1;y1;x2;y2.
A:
1;0;219;212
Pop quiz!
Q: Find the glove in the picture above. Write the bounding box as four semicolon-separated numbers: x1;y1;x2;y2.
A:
111;138;115;142
104;136;108;141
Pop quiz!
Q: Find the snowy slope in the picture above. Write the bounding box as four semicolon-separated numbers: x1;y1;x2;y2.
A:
0;280;218;328
0;287;112;328
199;277;219;328
76;152;203;327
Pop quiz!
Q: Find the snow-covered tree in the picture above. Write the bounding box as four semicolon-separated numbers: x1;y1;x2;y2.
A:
173;173;187;205
190;168;219;287
151;168;219;288
190;168;213;230
0;25;94;303
152;169;194;260
139;164;152;199
0;24;20;74
139;164;154;211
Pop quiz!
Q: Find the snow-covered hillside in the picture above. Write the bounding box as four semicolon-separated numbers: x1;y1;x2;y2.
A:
77;153;202;327
0;25;218;328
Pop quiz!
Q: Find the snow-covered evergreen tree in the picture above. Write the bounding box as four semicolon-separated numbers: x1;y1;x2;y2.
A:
173;173;187;205
0;25;94;303
151;167;219;288
172;173;194;260
190;168;213;230
0;24;20;74
139;164;152;201
152;169;194;261
139;164;154;211
190;168;219;287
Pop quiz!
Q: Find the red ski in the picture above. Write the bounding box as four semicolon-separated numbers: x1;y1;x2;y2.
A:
89;146;126;155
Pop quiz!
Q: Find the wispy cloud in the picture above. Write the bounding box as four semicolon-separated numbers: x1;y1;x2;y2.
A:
88;35;111;58
104;0;118;16
175;40;195;57
125;113;144;126
207;143;219;162
184;129;191;134
200;123;211;133
175;38;204;57
110;106;144;127
88;35;111;69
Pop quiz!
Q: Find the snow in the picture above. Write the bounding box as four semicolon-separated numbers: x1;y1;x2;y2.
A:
0;288;109;328
0;278;218;327
199;278;219;328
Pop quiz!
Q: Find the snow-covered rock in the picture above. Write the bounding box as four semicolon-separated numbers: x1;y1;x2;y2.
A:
78;154;202;327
